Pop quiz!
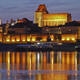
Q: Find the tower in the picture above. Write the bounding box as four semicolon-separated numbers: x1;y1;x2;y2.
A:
4;20;9;35
0;18;2;25
34;4;48;27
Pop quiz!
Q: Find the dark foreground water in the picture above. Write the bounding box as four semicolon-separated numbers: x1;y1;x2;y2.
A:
0;51;80;80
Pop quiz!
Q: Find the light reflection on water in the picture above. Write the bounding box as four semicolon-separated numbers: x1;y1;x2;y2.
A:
0;51;80;80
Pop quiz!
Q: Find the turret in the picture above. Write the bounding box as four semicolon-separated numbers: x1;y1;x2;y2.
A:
34;4;48;27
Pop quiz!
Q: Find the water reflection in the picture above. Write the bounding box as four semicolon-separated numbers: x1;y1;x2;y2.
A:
0;51;79;80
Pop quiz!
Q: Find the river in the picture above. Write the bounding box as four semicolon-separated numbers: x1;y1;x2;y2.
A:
0;51;80;80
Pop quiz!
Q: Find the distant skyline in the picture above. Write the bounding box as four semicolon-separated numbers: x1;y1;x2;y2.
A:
0;0;80;23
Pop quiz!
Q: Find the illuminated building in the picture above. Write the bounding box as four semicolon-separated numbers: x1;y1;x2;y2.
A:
0;33;77;44
0;26;3;33
0;24;79;43
0;15;79;44
16;18;28;23
0;18;2;25
0;20;79;43
35;4;72;27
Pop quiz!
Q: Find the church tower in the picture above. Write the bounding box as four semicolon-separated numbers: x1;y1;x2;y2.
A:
0;18;2;25
34;4;48;27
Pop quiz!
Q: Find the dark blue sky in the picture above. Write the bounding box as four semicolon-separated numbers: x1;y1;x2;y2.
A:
0;0;80;23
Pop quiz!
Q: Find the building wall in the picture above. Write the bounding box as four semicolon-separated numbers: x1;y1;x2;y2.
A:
8;28;25;34
0;27;2;33
35;13;72;27
61;26;78;34
61;34;77;42
35;12;44;27
0;33;2;42
43;13;71;26
0;33;77;43
34;4;72;27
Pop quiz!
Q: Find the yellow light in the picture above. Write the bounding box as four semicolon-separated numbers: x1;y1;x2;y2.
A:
54;19;66;21
7;52;10;64
7;51;10;73
43;39;47;41
16;39;20;42
16;52;20;65
11;52;15;64
51;38;54;41
6;39;10;42
27;38;30;42
40;40;42;41
72;38;75;41
0;39;2;42
22;39;25;42
12;39;15;42
67;38;70;41
62;38;65;41
32;38;35;41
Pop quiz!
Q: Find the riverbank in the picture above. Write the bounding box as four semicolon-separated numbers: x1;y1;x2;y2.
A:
0;42;78;51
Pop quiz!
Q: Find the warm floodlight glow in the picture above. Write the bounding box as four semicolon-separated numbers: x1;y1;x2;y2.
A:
0;39;2;42
67;38;70;41
6;39;10;42
54;19;66;21
12;39;15;42
16;39;20;42
27;38;30;42
51;38;54;41
7;52;10;64
72;38;75;41
32;38;35;41
62;38;65;41
22;39;26;42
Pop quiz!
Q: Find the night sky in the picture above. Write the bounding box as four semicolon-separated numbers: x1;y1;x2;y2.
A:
0;0;80;23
